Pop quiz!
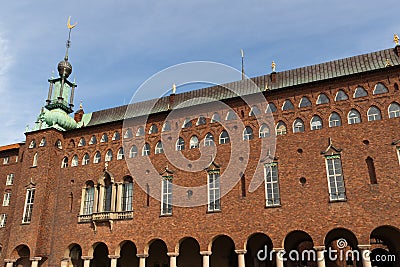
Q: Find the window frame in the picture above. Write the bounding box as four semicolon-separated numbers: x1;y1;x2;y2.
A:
176;138;185;151
264;162;281;207
0;214;7;228
219;131;230;144
2;192;11;206
6;174;14;186
122;180;133;212
155;141;164;154
325;155;346;202
367;106;382;121
83;185;94;215
329;112;342;127
22;187;35;224
207;171;221;212
161;176;173;215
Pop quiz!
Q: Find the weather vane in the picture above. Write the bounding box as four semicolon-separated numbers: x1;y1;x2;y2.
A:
65;16;78;60
394;34;399;46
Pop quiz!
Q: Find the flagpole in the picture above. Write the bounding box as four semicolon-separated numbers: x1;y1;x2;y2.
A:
241;49;245;80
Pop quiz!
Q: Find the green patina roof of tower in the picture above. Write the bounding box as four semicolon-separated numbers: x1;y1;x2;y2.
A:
81;47;400;128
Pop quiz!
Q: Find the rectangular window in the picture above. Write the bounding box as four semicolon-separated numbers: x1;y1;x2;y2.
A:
325;155;346;201
207;171;220;212
22;188;35;223
3;157;9;165
0;214;7;227
264;163;280;206
83;187;94;215
121;183;133;211
6;174;14;186
2;192;11;206
161;177;172;215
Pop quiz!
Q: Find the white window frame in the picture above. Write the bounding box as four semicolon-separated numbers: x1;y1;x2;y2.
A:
389;103;400;118
259;124;270;138
142;144;150;156
329;113;341;127
2;192;11;206
22;188;35;224
3;157;9;165
397;147;400;166
89;136;97;145
367;106;382;121
93;152;101;164
190;136;199;149
6;174;14;186
83;186;94;215
264;163;280;206
155;142;164;154
293;119;305;133
204;133;214;147
78;137;86;147
219;131;230;144
276;122;287;136
112;131;120;141
310;116;323;130
0;214;7;228
207;171;221;212
71;155;78;167
39;138;46;147
176;138;185;151
243;127;253;141
325;155;346;202
348;110;361;124
161;176;173;215
122;182;133;211
129;146;138;158
82;154;90;165
117;148;124;160
100;134;108;143
105;150;113;162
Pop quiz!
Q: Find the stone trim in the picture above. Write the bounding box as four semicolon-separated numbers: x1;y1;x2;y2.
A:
235;250;247;255
200;251;212;256
81;256;93;260
30;257;42;261
166;252;179;257
108;255;120;259
136;254;149;258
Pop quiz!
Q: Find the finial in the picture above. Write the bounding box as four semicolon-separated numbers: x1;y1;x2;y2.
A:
241;49;245;80
394;34;399;46
51;70;54;79
264;83;269;91
271;61;276;72
65;16;78;61
385;58;392;67
172;83;176;94
79;100;83;110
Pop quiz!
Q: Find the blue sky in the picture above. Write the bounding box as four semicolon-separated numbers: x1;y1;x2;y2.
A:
0;0;399;146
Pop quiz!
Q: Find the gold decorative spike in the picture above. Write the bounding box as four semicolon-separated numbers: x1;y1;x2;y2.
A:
264;83;269;91
271;61;276;72
172;83;176;94
79;100;83;110
394;34;399;46
67;16;78;29
385;58;392;67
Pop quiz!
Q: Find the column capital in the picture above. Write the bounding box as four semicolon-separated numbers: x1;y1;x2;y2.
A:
200;251;212;256
167;252;179;257
108;255;120;259
136;254;149;258
61;257;71;262
235;249;247;255
273;247;284;251
81;256;93;260
30;257;42;262
314;246;326;251
358;245;371;250
4;259;16;263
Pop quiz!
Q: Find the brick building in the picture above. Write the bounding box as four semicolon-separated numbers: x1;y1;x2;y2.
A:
0;35;399;267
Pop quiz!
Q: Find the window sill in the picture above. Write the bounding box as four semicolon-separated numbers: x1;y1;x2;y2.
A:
265;204;281;209
30;166;37;168
159;214;172;217
21;222;31;225
329;199;347;203
206;209;221;214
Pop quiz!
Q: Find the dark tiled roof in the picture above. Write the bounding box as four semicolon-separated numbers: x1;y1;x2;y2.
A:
86;47;400;127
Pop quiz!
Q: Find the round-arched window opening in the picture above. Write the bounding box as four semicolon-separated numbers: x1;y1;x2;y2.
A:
297;148;303;154
363;140;370;145
299;177;307;185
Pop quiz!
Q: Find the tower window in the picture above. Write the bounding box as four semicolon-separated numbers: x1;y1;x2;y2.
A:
249;106;261;116
373;83;388;95
293;118;305;133
82;182;94;215
142;143;150;156
161;176;172;215
264;162;280;206
176;138;185;151
100;134;108;143
243;126;254;140
219;131;230;144
122;177;133;211
129;145;138;158
136;126;145;136
204;133;214;147
71;155;78;167
299;96;312;108
259;124;270;138
367;106;382;121
117;148;124;160
266;103;277;113
155;141;164;154
93;151;101;164
61;157;68;168
39;138;46;147
366;157;377;184
225;111;237;120
3;157;9;165
329;112;342;127
105;150;113;162
190;136;199;149
211;113;221;123
276;121;287;135
22;187;35;223
348;109;361;124
207;171;220;212
78;137;86;147
325;155;346;201
29;140;36;149
162;121;171;132
197;116;207;125
0;214;7;228
124;128;133;139
282;100;294;111
149;124;158;134
388;102;400;118
6;174;14;186
89;135;97;145
316;93;329;104
112;131;120;141
310;115;323;130
335;90;349;101
2;192;11;206
353;86;368;98
82;153;90;165
182;118;192;128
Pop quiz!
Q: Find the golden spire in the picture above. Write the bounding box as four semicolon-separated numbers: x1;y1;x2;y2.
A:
394;34;399;46
79;100;83;110
172;83;177;94
67;16;78;29
271;61;276;72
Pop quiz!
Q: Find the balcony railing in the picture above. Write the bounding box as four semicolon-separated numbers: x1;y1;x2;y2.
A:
78;211;133;223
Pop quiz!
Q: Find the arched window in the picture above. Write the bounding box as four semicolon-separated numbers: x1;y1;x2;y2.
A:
388;102;400;118
176;138;185;151
61;156;68;168
39;138;46;147
225;111;237;120
100;134;108;143
190;136;199;149
121;176;133;211
367;106;382;121
335;90;349;101
182;118;192;128
149;124;158;134
197;116;206;125
136;127;145;137
316;93;329;104
310;115;323;130
124;128;133;139
83;181;94;215
353;86;368;98
129;145;138;158
29;140;36;148
204;133;214;146
299;97;311;108
55;139;62;149
348;109;361;124
69;139;75;148
71;155;78;167
259;124;270;138
142;143;150;156
93;151;101;164
211;113;220;123
82;153;90;165
89;135;97;145
276;121;287;135
329;112;342;127
293;118;305;133
282;100;294;111
112;131;120;141
219;130;230;144
266;103;277;113
105;150;113;162
103;174;113;212
249;106;261;116
78;137;86;147
155;141;164;154
373;83;388;95
117;148;124;160
243;126;254;140
162;121;171;132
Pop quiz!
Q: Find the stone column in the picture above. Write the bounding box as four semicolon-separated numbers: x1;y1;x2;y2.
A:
136;254;148;267
98;185;105;212
80;187;86;214
93;186;99;213
111;184;117;212
274;248;284;267
314;246;326;267
60;257;70;267
358;245;372;267
4;259;16;267
235;250;247;267
200;251;212;267
30;257;42;267
167;252;179;267
108;255;119;267
81;256;93;267
116;183;122;212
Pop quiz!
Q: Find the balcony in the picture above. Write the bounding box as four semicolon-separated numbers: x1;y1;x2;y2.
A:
78;211;133;223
